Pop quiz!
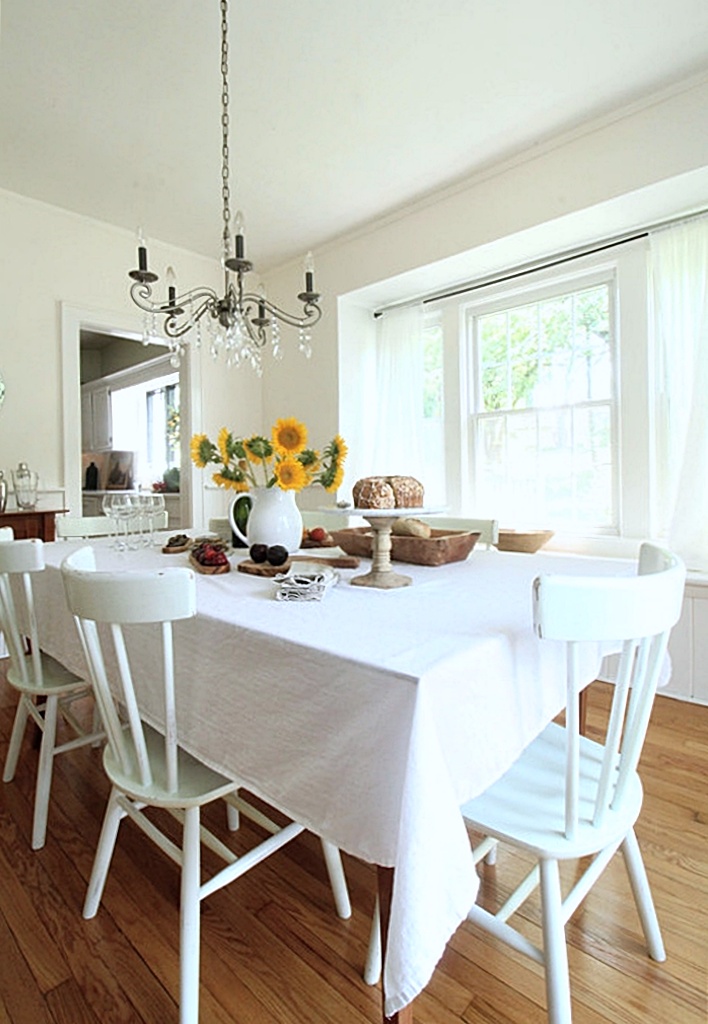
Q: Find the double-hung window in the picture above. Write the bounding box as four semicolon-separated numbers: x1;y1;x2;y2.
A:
464;272;617;531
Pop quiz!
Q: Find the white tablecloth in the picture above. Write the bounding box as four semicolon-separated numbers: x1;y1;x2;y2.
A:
35;539;628;1015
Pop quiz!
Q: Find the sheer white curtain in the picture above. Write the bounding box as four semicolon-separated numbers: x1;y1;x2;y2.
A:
372;304;426;478
650;215;708;571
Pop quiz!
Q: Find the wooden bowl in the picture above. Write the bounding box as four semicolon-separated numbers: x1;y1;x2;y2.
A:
330;527;480;566
495;529;554;553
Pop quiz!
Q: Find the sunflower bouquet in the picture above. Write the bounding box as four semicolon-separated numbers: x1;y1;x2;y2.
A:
190;418;347;493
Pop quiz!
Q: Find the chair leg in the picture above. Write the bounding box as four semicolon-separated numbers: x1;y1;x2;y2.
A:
319;839;352;920
32;694;59;850
84;788;124;919
539;858;572;1024
364;894;382;986
3;694;31;783
180;805;202;1024
621;828;666;962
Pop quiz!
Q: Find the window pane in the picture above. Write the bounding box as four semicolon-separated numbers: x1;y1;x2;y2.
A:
470;279;615;531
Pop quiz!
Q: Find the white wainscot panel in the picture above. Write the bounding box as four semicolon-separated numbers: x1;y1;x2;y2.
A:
665;580;708;705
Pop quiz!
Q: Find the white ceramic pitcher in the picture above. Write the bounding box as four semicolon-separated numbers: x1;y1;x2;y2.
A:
229;486;303;553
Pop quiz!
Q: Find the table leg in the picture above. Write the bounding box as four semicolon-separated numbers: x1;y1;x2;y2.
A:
377;866;414;1024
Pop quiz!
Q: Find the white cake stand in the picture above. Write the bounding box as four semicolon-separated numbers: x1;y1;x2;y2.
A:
319;507;442;589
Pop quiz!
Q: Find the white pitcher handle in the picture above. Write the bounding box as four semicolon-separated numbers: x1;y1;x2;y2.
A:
228;494;252;545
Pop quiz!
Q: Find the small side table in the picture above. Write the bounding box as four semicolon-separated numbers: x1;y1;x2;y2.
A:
0;509;68;542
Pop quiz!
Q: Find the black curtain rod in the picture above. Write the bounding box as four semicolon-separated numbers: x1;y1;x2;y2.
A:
373;207;708;318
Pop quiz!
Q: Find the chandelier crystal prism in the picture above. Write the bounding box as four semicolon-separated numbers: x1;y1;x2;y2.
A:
127;0;322;374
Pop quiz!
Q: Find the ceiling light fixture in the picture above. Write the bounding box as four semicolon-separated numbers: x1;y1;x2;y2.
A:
127;0;321;374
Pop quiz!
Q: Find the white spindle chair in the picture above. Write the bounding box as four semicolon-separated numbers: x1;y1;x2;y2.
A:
55;511;168;539
364;543;685;1023
0;538;104;849
61;546;350;1024
460;543;686;1023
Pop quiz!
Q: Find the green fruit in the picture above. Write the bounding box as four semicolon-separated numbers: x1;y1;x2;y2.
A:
266;545;289;567
250;543;268;563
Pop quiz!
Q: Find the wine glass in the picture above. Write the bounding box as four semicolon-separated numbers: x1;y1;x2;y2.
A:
102;493;121;548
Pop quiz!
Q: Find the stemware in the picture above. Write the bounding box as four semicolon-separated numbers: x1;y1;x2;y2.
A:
139;492;166;546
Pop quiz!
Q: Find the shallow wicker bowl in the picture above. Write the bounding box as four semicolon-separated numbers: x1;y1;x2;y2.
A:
495;529;554;553
330;527;480;566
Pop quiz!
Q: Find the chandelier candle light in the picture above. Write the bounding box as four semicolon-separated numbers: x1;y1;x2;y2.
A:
128;0;322;373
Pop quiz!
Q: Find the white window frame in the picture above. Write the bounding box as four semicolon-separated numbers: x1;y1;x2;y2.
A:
429;238;654;553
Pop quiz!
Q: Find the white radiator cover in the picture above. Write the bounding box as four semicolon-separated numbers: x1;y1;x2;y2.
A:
665;580;708;705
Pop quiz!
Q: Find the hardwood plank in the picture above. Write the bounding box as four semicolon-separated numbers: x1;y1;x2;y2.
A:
0;665;706;1023
45;978;101;1024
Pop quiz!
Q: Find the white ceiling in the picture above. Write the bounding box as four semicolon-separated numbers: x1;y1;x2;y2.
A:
2;0;708;271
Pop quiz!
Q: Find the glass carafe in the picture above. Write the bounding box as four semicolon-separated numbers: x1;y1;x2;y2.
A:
12;462;39;510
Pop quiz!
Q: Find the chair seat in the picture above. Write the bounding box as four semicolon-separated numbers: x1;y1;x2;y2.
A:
6;650;88;696
103;724;237;809
461;721;644;860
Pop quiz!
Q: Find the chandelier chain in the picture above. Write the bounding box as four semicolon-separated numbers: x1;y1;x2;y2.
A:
127;0;321;371
220;0;231;245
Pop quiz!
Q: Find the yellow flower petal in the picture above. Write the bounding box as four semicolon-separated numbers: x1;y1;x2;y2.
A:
272;417;308;456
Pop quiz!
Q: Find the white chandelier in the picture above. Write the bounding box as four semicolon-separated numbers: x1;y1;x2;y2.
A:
127;0;322;374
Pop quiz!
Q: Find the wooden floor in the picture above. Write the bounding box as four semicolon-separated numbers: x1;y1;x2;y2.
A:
0;666;706;1024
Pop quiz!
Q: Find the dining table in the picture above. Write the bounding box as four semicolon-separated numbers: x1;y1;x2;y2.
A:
32;535;630;1023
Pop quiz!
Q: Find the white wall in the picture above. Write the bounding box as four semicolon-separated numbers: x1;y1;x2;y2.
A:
261;74;708;506
0;189;262;525
2;74;707;527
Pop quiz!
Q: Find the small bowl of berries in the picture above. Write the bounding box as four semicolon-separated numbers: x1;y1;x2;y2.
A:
189;538;231;574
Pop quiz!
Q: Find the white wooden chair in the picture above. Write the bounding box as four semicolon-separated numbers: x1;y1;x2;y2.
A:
428;515;499;549
364;543;686;1022
55;511;168;539
0;527;14;542
459;543;686;1023
0;538;104;849
301;508;353;531
61;546;350;1024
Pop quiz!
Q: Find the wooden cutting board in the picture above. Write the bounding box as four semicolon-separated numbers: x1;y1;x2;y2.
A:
238;554;360;577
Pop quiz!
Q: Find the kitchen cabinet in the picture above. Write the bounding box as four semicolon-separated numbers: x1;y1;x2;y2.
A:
81;383;112;451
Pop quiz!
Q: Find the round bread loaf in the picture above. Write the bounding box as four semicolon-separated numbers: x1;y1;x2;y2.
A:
353;475;424;509
352;477;395;509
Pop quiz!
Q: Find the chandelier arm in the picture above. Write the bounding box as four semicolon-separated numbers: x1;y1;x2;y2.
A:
240;293;323;330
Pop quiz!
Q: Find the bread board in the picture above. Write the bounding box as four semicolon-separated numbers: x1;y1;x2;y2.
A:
238;554;360;577
188;554;231;575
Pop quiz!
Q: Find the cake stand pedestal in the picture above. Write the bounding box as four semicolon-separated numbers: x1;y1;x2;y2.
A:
352;513;412;589
319;507;442;590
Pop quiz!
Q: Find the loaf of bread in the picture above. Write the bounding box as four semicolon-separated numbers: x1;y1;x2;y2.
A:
352;477;395;509
391;518;431;538
353;475;424;509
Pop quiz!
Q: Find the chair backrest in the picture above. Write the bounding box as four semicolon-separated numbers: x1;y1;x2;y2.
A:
301;509;352;532
0;526;14;542
533;542;685;839
0;538;47;686
429;516;499;549
56;515;115;539
56;511;170;540
61;547;197;794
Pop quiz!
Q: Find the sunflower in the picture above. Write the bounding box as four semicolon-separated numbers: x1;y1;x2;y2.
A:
272;417;308;456
325;462;345;493
212;472;242;490
243;435;272;463
274;456;309;491
217;426;232;465
190;433;215;468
